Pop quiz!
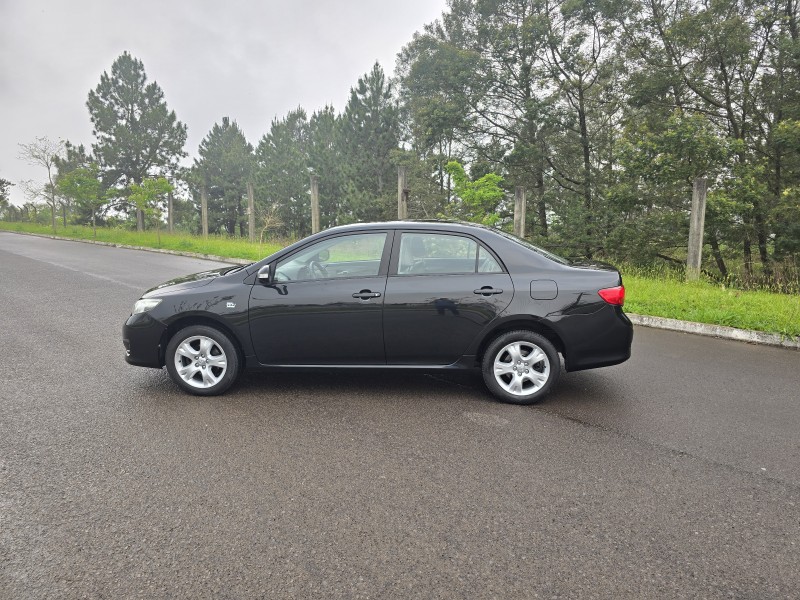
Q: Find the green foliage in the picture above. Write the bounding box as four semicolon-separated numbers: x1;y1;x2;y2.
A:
0;178;15;221
442;161;504;225
51;142;99;226
397;33;479;156
255;108;311;237
56;164;103;233
620;112;737;184
128;177;173;231
340;62;400;200
392;149;448;219
0;177;12;202
87;52;186;222
250;63;402;235
392;0;800;273
193;117;254;235
307;106;346;229
774;187;800;257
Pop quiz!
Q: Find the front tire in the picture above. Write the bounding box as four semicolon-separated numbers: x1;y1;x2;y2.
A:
482;330;560;405
165;325;240;396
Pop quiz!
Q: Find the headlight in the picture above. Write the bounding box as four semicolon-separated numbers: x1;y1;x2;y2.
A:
132;298;162;314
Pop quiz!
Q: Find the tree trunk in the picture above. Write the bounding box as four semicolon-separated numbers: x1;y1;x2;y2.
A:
136;208;144;232
753;203;771;276
743;238;753;277
577;86;593;256
536;161;547;237
708;230;727;278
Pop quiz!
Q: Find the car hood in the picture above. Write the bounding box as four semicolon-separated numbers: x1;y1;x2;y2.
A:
141;267;234;297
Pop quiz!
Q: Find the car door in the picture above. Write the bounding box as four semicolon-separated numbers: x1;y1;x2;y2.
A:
383;231;513;365
249;231;392;365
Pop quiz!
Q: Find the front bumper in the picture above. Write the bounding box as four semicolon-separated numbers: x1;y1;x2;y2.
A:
123;312;167;368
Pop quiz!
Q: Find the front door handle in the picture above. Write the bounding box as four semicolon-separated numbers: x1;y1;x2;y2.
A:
474;287;503;296
352;290;382;300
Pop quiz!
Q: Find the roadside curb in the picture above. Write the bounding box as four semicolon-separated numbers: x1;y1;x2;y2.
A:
1;229;252;265
4;229;797;351
627;313;800;350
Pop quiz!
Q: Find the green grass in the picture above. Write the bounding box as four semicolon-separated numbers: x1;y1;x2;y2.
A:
2;220;798;337
0;221;284;262
623;270;800;338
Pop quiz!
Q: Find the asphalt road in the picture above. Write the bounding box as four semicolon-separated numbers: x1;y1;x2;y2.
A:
1;231;799;599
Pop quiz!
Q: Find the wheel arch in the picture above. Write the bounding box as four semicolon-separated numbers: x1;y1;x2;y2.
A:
160;315;246;369
475;317;567;367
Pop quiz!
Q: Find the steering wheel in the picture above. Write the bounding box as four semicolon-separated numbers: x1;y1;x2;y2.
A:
308;260;328;279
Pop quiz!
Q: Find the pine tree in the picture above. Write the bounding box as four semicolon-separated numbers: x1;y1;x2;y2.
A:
193;117;254;235
87;51;187;230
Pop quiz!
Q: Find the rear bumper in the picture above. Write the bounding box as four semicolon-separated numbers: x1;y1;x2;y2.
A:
564;306;633;372
123;312;167;369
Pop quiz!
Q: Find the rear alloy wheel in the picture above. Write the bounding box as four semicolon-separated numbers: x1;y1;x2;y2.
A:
482;330;560;405
165;325;239;396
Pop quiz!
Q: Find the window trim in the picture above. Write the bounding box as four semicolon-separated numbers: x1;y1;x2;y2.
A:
389;230;507;277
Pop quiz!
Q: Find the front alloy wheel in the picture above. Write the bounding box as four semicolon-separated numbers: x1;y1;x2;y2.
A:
165;325;239;396
482;330;560;405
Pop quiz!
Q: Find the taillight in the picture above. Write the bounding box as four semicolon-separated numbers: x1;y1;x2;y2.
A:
598;285;625;306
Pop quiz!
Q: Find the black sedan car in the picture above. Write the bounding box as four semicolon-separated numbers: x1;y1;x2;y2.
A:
123;221;632;404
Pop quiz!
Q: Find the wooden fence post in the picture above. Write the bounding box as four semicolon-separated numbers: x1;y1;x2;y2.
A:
397;166;409;220
167;191;174;234
247;182;256;242
687;176;708;281
201;186;209;239
310;175;320;234
514;186;526;238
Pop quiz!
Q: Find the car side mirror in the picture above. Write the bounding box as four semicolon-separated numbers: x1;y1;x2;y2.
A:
257;264;272;284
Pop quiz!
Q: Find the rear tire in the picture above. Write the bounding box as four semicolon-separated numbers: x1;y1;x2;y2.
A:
165;325;240;396
482;330;560;405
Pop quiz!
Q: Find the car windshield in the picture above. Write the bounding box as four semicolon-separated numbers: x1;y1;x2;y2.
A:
493;229;571;265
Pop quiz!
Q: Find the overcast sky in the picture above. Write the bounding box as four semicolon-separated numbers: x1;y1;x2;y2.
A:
0;0;447;205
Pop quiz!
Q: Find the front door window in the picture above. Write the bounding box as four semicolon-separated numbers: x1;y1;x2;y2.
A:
275;232;387;282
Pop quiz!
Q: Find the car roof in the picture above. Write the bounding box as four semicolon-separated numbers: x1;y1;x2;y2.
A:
318;220;494;235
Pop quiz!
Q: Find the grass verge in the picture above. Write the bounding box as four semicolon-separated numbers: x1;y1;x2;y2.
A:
2;221;798;337
623;274;800;338
0;221;284;262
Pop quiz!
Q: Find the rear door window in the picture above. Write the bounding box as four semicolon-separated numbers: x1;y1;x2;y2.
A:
397;232;491;275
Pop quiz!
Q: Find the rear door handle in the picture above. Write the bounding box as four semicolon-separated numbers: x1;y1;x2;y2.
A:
352;290;382;299
474;287;503;296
